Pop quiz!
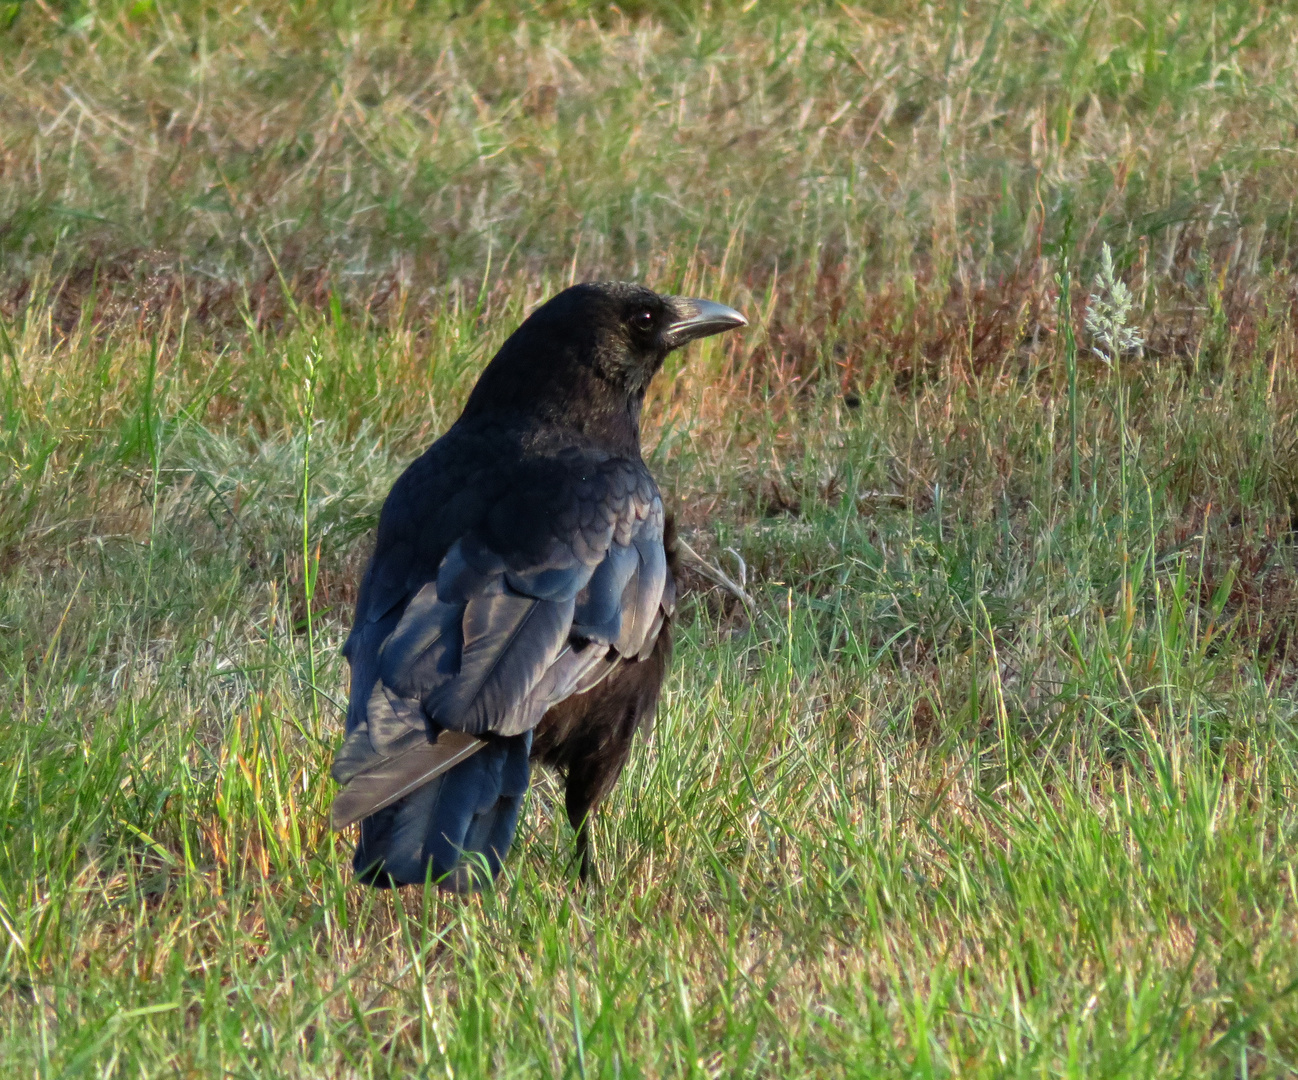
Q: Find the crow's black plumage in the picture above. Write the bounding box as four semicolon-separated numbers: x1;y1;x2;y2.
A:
330;281;746;890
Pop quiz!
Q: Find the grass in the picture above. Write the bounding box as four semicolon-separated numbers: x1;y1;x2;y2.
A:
3;0;1298;1075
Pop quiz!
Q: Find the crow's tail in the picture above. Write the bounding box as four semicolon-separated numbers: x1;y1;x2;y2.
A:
353;730;532;890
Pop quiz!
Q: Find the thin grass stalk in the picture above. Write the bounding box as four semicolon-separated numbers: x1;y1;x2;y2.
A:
1115;345;1130;620
1057;260;1080;502
300;340;320;734
981;599;1014;786
141;336;162;636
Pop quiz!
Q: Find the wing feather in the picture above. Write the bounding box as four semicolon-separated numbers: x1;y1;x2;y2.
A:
330;728;484;830
622;530;669;659
332;460;672;836
427;584;575;735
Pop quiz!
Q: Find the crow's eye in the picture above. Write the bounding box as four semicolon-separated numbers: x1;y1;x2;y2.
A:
629;309;655;333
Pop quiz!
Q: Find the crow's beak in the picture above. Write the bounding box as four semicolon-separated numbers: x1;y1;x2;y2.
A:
664;297;748;348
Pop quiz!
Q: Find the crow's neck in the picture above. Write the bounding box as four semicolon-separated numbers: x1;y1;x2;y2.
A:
548;392;643;453
461;356;644;455
516;387;642;454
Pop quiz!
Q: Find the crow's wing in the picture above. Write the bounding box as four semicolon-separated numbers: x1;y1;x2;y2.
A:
331;458;668;830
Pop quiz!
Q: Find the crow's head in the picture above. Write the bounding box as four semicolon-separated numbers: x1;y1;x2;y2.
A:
462;281;746;446
534;281;748;394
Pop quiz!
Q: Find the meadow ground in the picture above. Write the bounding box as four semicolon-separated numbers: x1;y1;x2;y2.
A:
4;0;1298;1075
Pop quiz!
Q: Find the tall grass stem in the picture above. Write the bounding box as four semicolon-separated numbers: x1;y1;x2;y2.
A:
300;340;320;734
1058;260;1080;501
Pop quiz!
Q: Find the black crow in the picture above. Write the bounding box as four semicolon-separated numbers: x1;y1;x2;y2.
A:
329;281;746;890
